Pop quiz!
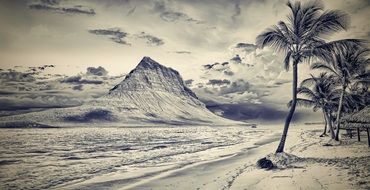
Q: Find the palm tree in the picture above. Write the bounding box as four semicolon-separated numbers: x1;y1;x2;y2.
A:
344;85;368;113
256;0;351;152
290;73;338;138
311;45;369;141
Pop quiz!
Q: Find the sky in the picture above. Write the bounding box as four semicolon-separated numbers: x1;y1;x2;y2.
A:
0;0;369;121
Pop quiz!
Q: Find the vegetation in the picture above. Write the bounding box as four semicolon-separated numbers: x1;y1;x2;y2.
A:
289;73;338;138
311;45;370;140
256;0;369;152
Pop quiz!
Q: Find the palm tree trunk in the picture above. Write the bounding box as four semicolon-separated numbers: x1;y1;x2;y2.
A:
327;113;335;139
276;62;298;153
327;112;332;133
334;84;346;141
320;109;327;137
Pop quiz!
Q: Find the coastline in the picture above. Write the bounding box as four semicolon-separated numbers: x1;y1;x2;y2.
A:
64;124;370;190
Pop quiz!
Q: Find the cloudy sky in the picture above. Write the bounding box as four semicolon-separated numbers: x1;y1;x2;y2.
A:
0;0;369;121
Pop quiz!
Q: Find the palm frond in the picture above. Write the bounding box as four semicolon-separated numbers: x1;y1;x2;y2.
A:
287;98;317;108
256;26;291;52
309;39;365;64
297;86;317;99
313;10;349;35
311;62;339;76
278;21;295;43
284;51;292;71
300;77;316;87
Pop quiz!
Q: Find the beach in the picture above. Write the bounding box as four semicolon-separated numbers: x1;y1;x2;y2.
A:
57;124;370;190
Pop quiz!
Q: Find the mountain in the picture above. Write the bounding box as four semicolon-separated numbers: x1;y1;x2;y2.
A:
0;57;240;127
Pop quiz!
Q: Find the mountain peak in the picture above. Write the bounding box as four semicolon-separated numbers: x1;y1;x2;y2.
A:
109;57;195;98
137;56;163;69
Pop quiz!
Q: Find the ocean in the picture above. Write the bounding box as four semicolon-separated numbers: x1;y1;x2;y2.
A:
0;126;266;189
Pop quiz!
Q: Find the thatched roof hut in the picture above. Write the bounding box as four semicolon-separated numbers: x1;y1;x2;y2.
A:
341;107;370;129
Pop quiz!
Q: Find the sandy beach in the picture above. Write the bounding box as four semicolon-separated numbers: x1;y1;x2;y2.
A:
58;124;370;190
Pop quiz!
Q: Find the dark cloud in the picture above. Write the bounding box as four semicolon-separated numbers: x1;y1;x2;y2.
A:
207;79;231;86
29;0;96;15
203;62;230;73
86;66;108;76
153;0;203;24
234;43;257;53
203;100;318;123
174;51;191;54
0;95;82;112
72;84;83;91
89;28;130;45
27;65;55;72
60;76;103;84
0;71;36;82
223;70;234;76
203;63;220;70
230;54;242;63
185;79;194;86
206;102;285;121
219;79;250;94
136;32;164;46
0;90;17;95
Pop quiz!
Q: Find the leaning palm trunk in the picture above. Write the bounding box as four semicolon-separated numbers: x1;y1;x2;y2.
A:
320;109;328;137
276;62;298;153
327;112;335;138
335;84;346;141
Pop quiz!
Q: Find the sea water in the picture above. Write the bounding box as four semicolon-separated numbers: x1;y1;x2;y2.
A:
0;126;265;189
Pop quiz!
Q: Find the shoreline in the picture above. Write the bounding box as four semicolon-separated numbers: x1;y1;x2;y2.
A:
59;128;281;190
65;124;370;190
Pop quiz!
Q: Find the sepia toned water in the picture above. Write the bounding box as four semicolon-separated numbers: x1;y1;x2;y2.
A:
0;126;264;190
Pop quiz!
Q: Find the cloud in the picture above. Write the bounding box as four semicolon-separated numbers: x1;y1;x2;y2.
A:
230;54;242;64
207;79;230;86
192;42;290;107
60;75;103;84
89;28;130;45
203;62;229;70
174;51;191;54
89;28;164;46
0;94;83;111
28;0;96;15
0;66;125;115
224;70;234;76
219;79;249;95
233;43;257;53
205;102;285;121
86;66;108;76
185;79;194;86
153;0;204;24
72;84;83;91
231;0;241;23
193;78;259;105
0;71;36;82
135;32;164;46
27;65;55;72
